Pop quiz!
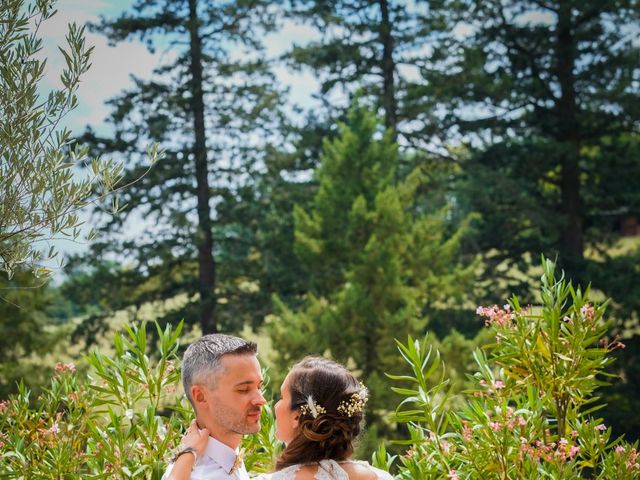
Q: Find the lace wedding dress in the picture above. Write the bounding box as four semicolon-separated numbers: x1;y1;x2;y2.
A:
256;459;393;480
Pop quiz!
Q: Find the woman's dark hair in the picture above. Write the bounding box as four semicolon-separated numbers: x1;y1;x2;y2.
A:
275;356;366;470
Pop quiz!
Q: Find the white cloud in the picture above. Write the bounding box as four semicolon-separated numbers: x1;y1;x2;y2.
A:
38;2;323;268
40;0;169;134
265;21;322;112
264;21;320;56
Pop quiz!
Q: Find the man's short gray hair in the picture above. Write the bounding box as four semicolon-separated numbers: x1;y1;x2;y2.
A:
182;333;257;404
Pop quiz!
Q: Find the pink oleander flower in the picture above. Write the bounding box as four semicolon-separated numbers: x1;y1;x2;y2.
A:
447;469;459;480
595;424;607;432
563;315;572;324
462;421;473;441
517;416;526;427
625;447;640;470
570;430;578;439
569;445;580;458
404;447;417;459
581;304;596;320
493;380;505;390
54;362;76;374
489;421;502;432
476;305;515;328
441;440;454;454
0;400;8;413
616;446;626;455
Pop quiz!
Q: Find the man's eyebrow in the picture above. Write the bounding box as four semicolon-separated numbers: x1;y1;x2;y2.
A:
234;379;263;387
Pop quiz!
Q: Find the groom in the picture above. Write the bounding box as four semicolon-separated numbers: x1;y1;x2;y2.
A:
163;334;266;479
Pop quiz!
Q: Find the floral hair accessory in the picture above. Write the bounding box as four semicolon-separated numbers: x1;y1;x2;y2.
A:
299;395;326;418
337;388;368;417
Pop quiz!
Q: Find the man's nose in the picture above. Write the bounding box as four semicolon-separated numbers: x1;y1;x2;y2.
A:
253;388;267;406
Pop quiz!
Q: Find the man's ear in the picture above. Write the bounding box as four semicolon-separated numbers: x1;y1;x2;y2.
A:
191;384;206;405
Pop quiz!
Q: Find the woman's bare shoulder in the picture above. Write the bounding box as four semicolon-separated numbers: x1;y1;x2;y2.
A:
342;461;393;480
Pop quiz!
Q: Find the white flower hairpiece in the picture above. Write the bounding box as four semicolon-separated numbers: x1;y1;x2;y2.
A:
299;395;326;418
337;387;368;417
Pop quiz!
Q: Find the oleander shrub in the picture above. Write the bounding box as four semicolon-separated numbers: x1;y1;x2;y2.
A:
0;321;279;479
1;257;638;479
374;257;639;479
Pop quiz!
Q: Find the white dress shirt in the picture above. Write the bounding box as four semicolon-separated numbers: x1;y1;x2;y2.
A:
163;435;249;480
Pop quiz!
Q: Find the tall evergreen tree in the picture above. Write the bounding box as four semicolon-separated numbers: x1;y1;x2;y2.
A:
72;0;285;334
287;0;440;144
411;1;640;439
270;103;476;417
414;0;640;281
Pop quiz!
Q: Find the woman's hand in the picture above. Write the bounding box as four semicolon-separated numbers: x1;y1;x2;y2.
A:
182;419;209;457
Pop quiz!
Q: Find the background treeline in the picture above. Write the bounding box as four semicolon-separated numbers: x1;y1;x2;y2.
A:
2;0;639;451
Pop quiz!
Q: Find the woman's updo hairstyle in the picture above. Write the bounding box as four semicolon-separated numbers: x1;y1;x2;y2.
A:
275;356;367;470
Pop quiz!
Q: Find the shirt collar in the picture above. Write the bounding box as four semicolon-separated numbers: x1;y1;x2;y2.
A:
203;435;241;474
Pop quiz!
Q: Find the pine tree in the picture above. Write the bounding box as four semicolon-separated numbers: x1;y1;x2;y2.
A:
416;0;640;280
287;0;440;144
72;0;285;335
270;103;476;416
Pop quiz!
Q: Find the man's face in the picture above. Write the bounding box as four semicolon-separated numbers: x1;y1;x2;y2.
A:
200;354;265;436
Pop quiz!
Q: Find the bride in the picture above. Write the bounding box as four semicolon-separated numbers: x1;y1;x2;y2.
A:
170;356;393;479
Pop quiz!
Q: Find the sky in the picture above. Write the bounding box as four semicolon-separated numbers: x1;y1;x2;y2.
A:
41;0;320;136
40;0;321;271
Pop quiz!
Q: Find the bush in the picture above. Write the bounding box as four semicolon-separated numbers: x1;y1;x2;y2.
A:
377;257;639;479
1;258;638;479
0;321;278;479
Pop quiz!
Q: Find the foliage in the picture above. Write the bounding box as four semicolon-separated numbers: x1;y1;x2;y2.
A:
2;258;637;478
286;0;448;148
0;321;279;479
418;0;640;283
0;0;160;281
379;257;638;479
269;102;477;421
67;0;286;336
0;272;63;399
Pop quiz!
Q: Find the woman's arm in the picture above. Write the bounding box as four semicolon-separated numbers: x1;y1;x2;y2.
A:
167;420;209;480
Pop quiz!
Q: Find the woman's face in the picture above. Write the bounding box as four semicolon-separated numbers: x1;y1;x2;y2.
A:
274;372;299;444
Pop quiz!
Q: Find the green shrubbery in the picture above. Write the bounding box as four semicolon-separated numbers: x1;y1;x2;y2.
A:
1;259;638;478
376;258;638;479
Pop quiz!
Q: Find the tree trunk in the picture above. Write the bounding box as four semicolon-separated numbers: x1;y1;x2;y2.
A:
188;0;217;333
555;5;583;265
379;0;397;139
